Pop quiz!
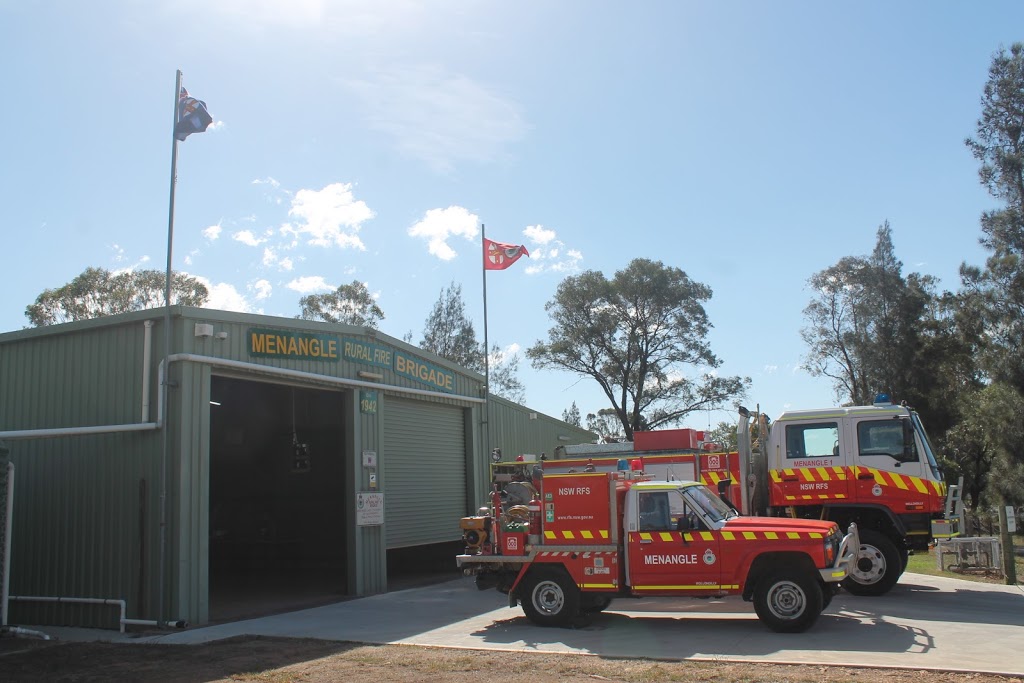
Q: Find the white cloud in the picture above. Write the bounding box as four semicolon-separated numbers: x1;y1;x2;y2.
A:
288;183;374;249
763;364;779;375
524;225;556;245
231;229;268;247
193;276;254;313
521;227;583;275
202;223;222;240
408;206;479;261
251;279;272;300
286;275;333;294
348;64;527;172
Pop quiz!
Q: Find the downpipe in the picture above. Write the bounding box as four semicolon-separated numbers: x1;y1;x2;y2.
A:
6;596;187;633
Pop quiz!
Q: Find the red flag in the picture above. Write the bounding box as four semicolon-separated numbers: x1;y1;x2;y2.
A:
483;238;530;270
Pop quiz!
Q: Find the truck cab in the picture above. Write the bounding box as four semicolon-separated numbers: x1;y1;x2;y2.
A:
623;480;851;632
760;396;951;595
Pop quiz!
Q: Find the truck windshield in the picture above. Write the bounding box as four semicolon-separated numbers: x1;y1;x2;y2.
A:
911;412;943;480
683;484;736;523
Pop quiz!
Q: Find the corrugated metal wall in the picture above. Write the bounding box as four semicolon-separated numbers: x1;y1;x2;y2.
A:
382;397;467;548
0;314;165;628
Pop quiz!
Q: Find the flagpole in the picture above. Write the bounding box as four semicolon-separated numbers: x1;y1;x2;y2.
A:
481;223;491;461
158;69;182;625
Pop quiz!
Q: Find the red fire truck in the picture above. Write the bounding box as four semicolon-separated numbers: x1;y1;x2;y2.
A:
537;397;959;597
458;470;858;633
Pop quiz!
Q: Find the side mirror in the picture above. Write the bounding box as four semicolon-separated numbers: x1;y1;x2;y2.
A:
901;420;917;462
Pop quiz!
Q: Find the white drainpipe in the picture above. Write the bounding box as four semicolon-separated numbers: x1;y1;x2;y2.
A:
5;595;187;633
141;320;153;422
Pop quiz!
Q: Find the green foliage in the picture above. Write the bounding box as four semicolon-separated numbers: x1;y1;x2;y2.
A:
562;401;582;427
956;42;1024;504
420;282;483;369
963;42;1024;393
801;222;940;407
297;280;384;329
585;408;625;442
416;281;524;402
706;421;738;451
528;258;749;439
25;267;209;326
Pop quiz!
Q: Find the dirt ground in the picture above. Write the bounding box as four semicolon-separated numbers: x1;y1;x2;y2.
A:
0;635;1021;683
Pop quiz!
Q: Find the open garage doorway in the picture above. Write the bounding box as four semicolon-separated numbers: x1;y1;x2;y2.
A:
208;376;349;621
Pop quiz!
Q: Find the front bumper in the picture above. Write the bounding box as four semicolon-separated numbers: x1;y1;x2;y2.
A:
819;522;859;583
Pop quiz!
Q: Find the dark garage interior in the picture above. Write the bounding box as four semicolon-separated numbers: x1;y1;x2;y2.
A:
208;376;349;621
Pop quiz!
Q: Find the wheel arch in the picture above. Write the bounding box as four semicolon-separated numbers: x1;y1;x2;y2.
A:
742;551;820;601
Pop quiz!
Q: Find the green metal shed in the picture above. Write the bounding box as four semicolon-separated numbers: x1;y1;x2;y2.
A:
0;307;594;629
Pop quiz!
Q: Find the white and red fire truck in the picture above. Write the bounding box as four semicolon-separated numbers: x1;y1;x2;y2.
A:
458;469;858;633
537;396;959;597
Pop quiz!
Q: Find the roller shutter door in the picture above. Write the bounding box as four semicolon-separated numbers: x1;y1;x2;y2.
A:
382;398;466;548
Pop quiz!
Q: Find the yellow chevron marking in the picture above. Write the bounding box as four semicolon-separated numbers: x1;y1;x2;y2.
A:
721;531;736;541
816;467;831;480
743;531;757;540
765;532;779;540
561;531;576;540
700;531;715;542
771;470;783;482
639;532;653;541
890;473;909;490
809;533;823;539
580;530;594;540
634;585;739;591
659;532;674;542
787;532;801;540
544;531;556;540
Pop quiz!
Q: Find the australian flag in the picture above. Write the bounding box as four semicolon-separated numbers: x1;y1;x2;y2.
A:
175;87;213;141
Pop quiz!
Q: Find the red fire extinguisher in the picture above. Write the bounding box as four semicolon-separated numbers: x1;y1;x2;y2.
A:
528;496;542;543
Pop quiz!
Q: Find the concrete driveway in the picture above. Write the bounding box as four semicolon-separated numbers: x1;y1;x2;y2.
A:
35;573;1024;677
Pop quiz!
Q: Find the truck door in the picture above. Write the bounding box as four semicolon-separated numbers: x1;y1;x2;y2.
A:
851;417;927;508
772;421;850;505
627;490;722;593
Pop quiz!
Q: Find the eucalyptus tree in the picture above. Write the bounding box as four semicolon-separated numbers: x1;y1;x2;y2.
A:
298;280;384;329
26;267;208;326
527;258;748;440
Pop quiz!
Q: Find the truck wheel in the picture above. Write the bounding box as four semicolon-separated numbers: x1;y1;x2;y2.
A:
579;593;613;614
753;571;823;633
520;568;580;627
842;529;901;596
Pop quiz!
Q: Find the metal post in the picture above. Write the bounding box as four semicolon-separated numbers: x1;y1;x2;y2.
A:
158;69;182;625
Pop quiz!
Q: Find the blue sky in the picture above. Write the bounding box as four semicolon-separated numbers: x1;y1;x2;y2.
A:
1;2;1019;431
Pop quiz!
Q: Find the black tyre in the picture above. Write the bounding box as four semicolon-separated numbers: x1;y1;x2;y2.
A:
899;547;910;576
519;567;580;626
821;585;834;611
579;593;614;614
842;529;901;596
753;570;824;633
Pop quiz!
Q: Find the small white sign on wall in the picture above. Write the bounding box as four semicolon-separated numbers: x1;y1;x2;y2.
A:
356;492;385;526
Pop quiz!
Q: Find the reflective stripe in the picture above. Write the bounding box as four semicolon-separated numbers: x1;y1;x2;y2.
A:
634;584;740;591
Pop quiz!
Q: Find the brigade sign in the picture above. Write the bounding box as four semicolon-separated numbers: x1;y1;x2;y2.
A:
248;330;456;393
